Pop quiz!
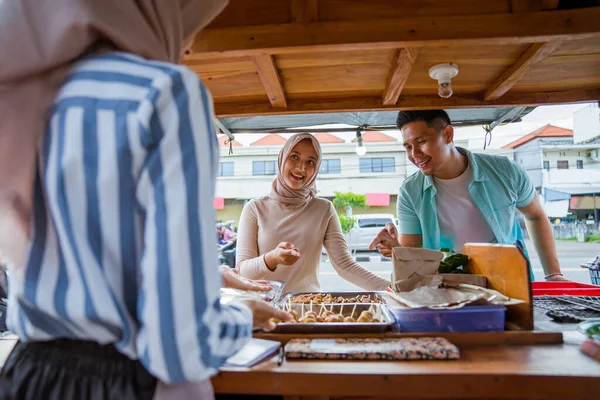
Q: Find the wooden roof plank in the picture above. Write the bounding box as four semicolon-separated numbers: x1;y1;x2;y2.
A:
382;48;418;106
192;8;600;59
251;54;288;108
484;41;563;101
510;0;543;12
542;0;560;10
213;88;600;117
291;0;319;23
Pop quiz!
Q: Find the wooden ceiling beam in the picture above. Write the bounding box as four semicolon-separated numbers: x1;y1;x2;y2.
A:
251;54;288;108
191;8;600;59
382;48;418;106
291;0;319;23
213;88;600;118
484;41;563;101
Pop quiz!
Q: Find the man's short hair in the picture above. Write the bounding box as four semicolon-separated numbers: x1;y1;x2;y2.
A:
396;110;452;132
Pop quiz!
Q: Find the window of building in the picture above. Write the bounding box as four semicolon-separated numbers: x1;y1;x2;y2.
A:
577;160;584;169
557;160;569;170
252;160;277;176
359;157;395;173
543;161;550;170
320;159;341;174
218;162;234;177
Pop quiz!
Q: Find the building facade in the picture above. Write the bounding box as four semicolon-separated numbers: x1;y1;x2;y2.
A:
214;132;408;223
503;122;600;221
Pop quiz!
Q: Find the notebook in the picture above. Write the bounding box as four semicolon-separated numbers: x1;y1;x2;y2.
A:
223;338;281;368
285;338;460;360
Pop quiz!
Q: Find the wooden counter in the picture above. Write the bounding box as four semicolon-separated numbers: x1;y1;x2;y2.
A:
2;331;599;399
213;341;600;400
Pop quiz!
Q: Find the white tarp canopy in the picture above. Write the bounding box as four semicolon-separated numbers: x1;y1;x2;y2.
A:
544;200;570;218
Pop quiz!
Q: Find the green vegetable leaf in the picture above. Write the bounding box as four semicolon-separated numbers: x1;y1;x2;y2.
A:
438;248;470;274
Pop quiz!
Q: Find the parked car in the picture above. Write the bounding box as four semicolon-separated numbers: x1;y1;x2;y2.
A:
344;213;397;252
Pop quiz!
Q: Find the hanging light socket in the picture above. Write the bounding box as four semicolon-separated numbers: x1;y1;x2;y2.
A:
355;130;367;156
429;63;459;99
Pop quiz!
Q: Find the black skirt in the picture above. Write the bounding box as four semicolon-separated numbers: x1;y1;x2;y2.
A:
0;339;156;400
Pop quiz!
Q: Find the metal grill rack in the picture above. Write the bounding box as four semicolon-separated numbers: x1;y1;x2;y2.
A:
534;296;600;322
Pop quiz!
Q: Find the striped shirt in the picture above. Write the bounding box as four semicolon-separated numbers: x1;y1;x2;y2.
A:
7;52;252;384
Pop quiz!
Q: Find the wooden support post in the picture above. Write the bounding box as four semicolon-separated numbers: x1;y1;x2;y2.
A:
192;8;600;59
251;54;288;108
382;48;418;106
484;41;563;101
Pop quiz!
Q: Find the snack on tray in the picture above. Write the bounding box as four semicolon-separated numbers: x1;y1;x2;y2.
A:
270;304;383;324
289;293;382;304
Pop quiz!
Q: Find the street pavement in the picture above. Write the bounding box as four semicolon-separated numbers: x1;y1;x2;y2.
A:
318;239;600;292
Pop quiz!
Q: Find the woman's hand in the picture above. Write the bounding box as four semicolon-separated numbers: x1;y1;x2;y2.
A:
264;242;301;270
220;266;273;291
240;298;294;331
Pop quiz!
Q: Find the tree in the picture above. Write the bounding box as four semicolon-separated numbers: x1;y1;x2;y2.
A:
333;191;368;234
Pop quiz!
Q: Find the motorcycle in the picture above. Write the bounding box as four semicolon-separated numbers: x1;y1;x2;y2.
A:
217;240;236;269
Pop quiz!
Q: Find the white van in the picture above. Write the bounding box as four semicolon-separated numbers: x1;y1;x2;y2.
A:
344;213;397;252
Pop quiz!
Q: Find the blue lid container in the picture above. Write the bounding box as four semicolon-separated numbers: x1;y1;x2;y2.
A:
390;305;506;333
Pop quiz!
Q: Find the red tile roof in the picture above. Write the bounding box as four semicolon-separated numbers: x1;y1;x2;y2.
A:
351;131;396;143
250;134;287;146
314;133;345;144
502;125;573;149
217;134;242;147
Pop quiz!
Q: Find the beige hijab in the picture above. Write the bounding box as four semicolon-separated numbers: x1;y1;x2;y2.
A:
269;133;322;206
0;0;228;268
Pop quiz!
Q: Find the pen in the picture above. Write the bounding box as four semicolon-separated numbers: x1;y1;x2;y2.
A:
277;346;285;366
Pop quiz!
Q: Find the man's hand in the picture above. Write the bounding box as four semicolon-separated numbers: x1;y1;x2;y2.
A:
240;299;294;331
265;242;301;270
545;274;569;282
368;222;400;258
220;266;273;292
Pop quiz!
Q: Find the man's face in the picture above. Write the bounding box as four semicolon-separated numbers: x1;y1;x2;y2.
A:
401;120;454;176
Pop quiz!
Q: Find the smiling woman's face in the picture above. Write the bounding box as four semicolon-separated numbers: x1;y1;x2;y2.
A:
282;139;318;190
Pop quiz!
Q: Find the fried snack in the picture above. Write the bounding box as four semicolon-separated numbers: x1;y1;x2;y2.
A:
289;293;382;304
357;311;374;322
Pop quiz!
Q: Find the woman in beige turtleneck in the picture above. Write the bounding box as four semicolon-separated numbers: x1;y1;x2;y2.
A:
236;133;391;294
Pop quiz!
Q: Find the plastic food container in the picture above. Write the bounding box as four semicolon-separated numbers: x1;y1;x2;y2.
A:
391;305;506;333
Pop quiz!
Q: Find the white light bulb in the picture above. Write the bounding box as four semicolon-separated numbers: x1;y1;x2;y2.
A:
356;143;367;156
438;82;453;99
429;63;459;99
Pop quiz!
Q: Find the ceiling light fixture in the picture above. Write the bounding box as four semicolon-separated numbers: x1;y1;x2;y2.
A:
355;129;367;156
429;63;459;99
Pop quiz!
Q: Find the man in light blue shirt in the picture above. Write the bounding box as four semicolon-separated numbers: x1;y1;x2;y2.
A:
370;110;566;281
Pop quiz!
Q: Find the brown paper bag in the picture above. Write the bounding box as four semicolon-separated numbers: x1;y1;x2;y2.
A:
391;247;444;284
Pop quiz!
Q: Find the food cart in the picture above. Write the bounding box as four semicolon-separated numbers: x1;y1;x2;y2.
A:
2;1;600;399
186;1;600;398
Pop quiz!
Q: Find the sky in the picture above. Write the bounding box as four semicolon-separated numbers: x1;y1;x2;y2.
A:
454;103;594;150
223;103;596;149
